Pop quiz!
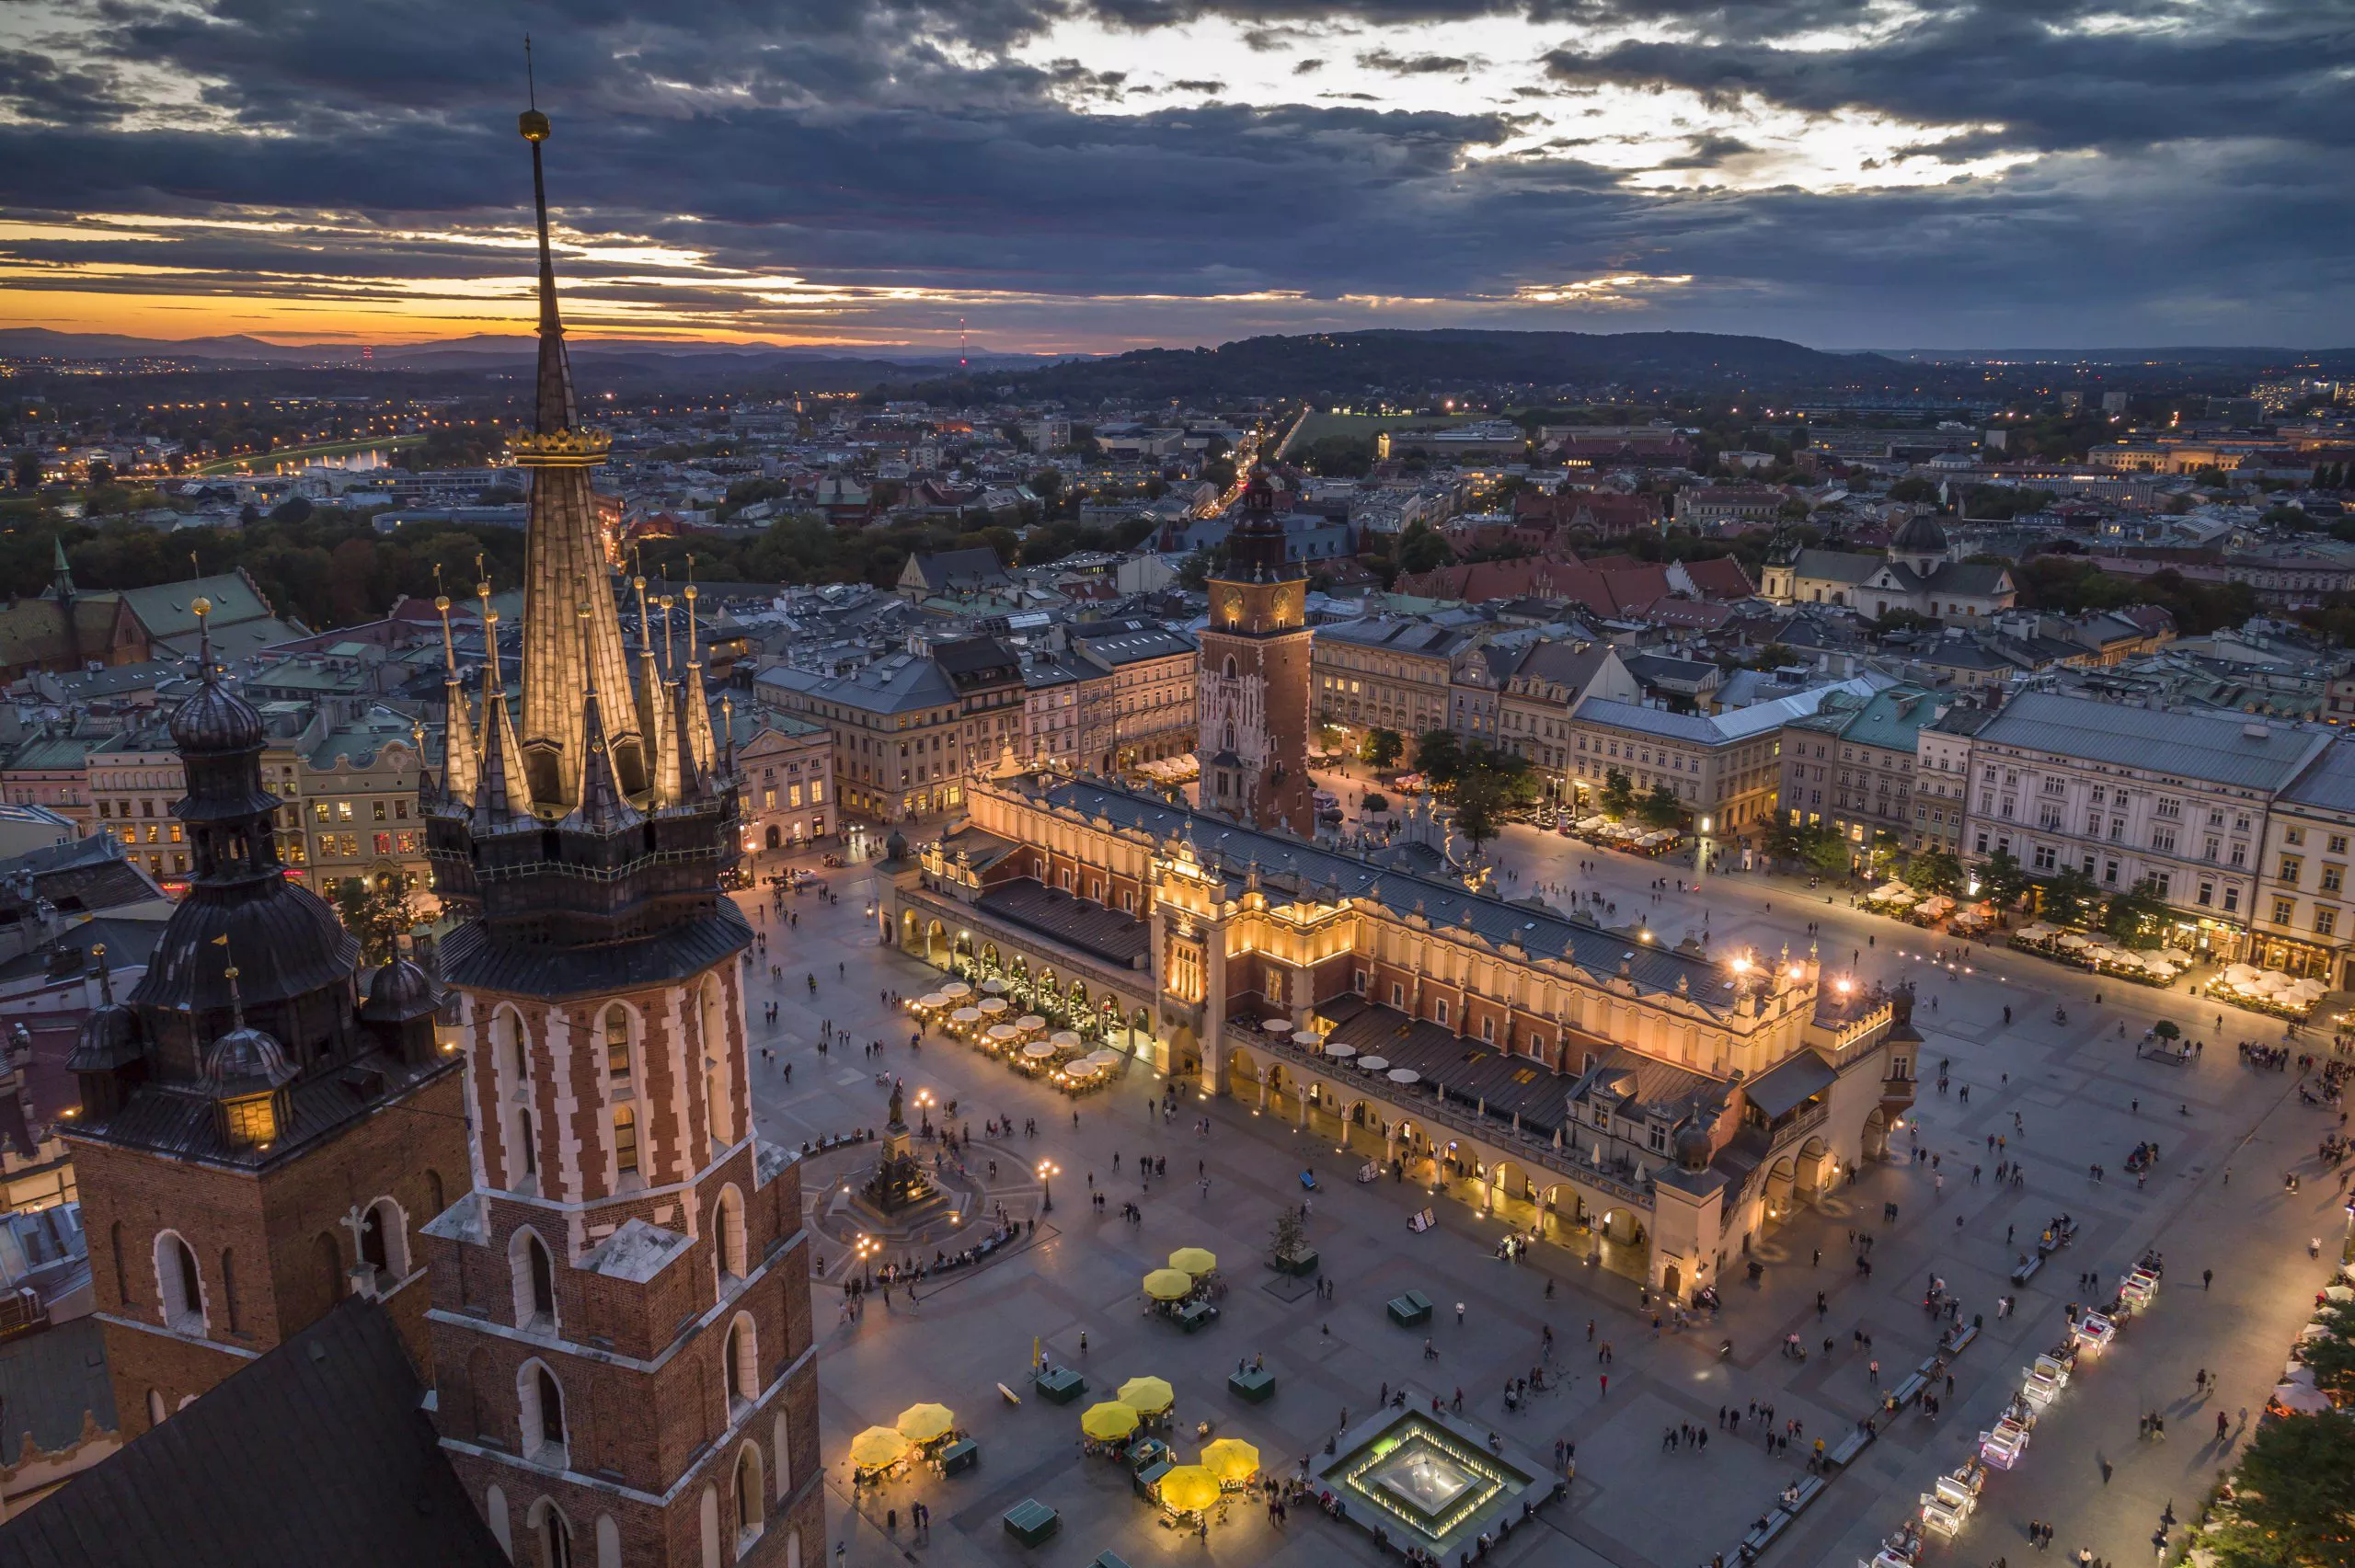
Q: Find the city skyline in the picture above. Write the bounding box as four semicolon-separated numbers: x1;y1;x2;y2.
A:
0;0;2349;353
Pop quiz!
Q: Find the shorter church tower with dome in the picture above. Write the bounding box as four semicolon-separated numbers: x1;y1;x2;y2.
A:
61;600;472;1439
1758;511;2016;620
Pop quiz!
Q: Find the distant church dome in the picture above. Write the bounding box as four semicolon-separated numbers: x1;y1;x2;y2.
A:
1674;1121;1714;1172
200;1020;297;1098
362;954;441;1023
1890;513;1948;557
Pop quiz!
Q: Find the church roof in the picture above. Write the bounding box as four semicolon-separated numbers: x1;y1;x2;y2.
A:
0;1299;507;1568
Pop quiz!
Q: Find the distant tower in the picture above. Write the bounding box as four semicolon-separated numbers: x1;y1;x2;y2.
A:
418;100;820;1568
1196;471;1315;837
63;600;468;1438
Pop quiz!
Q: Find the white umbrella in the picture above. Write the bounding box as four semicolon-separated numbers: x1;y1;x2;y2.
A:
987;1023;1019;1042
942;980;972;999
919;992;949;1009
950;1006;982;1024
1017;1014;1047;1033
1086;1048;1124;1068
1324;1044;1358;1060
979;997;1009;1014
1387;1069;1420;1085
1051;1030;1084;1049
1023;1041;1058;1060
1359;1056;1390;1073
1262;1017;1292;1034
2274;1384;2334;1414
1292;1030;1324;1047
2057;934;2088;951
980;978;1007;994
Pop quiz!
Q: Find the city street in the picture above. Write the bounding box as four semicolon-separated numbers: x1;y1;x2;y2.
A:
736;822;2348;1568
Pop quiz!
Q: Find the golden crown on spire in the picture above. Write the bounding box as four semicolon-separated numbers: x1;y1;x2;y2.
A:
509;426;611;466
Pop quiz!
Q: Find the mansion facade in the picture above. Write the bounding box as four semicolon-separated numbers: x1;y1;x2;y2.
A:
887;770;1914;1304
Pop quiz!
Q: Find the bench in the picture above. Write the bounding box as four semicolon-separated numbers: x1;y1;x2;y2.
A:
1786;1476;1827;1514
1004;1500;1059;1547
1228;1368;1276;1403
1947;1324;1979;1354
1094;1555;1133;1568
1890;1373;1927;1407
939;1438;979;1476
1827;1428;1874;1468
1387;1290;1433;1328
1035;1368;1086;1404
1740;1509;1793;1554
2010;1255;2043;1287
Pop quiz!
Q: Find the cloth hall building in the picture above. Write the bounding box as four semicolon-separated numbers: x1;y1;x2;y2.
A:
887;769;1913;1304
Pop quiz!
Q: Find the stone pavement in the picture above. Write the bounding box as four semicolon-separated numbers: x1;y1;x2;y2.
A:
735;826;2344;1568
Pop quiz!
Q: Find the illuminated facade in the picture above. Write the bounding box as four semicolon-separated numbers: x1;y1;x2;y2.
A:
1197;473;1315;837
891;769;1913;1302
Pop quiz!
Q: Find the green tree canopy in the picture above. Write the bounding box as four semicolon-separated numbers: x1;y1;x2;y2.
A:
331;876;420;967
1637;784;1686;830
1599;768;1637;819
1412;728;1465;788
1978;847;2031;908
2101;878;2169;950
2037;865;2101;928
1902;848;1964;895
1360;728;1405;769
2211;1412;2355;1568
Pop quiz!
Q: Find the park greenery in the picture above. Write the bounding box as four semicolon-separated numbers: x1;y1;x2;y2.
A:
329;876;421;967
2207;1301;2355;1568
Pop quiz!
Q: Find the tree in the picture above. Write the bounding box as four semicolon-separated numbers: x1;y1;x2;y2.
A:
2037;866;2100;927
1395;520;1452;577
2151;1019;2181;1042
1268;1206;1310;1269
1412;728;1463;788
1800;827;1852;877
1978;847;2031;908
1176;546;1215;591
86;460;113;487
1599;768;1637;819
1902;849;1964;895
2295;1300;2355;1402
331;877;419;967
1637;784;1686;830
2210;1413;2355;1568
2101;878;2168;950
11;451;39;489
1452;760;1537;854
269;495;314;525
1360;728;1405;769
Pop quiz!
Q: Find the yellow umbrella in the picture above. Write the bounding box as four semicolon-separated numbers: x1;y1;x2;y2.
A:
849;1426;910;1470
1200;1437;1260;1484
896;1403;956;1444
1143;1269;1193;1301
1159;1464;1221;1513
1168;1247;1218;1276
1117;1376;1175;1415
1080;1401;1140;1441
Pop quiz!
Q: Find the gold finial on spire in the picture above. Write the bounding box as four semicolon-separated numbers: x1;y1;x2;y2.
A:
519;36;549;141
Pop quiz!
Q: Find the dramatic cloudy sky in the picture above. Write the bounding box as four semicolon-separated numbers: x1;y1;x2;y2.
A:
0;0;2348;352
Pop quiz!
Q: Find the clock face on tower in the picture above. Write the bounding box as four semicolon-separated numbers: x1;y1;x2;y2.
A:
1216;585;1244;626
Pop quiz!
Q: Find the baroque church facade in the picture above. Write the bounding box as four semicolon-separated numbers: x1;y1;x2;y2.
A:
1759;514;2016;620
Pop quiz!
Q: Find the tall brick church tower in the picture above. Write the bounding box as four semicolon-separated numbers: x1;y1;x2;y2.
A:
62;603;469;1439
417;100;821;1568
1197;471;1315;837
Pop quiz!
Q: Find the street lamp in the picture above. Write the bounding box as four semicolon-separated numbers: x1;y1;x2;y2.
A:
1696;815;1713;888
1037;1159;1060;1213
855;1232;878;1288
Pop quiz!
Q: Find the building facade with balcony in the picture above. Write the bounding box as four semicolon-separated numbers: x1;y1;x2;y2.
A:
886;770;1910;1304
2251;737;2355;984
1776;685;1945;864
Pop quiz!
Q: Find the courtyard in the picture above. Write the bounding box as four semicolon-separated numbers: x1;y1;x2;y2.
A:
732;822;2349;1568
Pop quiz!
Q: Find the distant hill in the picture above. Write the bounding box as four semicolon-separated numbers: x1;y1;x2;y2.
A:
0;326;1059;372
909;328;1936;404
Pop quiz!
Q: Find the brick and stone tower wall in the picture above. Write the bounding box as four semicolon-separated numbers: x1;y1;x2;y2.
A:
422;956;821;1568
1197;471;1315;839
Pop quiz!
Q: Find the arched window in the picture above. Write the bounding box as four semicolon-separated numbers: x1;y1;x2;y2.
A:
514;1108;538;1185
712;1185;748;1284
528;1497;573;1568
724;1312;757;1411
773;1411;792;1498
425;1168;445;1219
1223;655;1237;681
734;1442;766;1548
595;1515;621;1568
145;1388;166;1427
603;1005;633;1091
613;1105;638;1179
699;1483;721;1568
155;1231;203;1333
491;1006;528;1085
517;1360;567;1465
512;1229;557;1331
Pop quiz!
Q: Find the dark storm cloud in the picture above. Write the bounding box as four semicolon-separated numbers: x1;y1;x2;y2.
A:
2;0;2352;346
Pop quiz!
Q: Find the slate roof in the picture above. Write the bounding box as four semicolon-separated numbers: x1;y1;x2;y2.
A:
1744;1048;1837;1119
1317;997;1572;1135
1024;776;1749;1014
1787;548;1885;585
0;1299;508;1568
439;902;752;1001
2280;735;2355;814
0;1314;112;1459
1974;691;2330;791
977;879;1151;967
114;574;275;639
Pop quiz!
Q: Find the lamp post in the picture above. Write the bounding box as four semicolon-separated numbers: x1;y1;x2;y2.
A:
1695;815;1713;890
1037;1159;1059;1214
